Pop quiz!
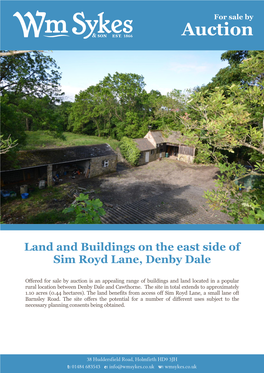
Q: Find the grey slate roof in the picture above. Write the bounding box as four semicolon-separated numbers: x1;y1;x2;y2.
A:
149;131;164;144
1;144;116;171
133;138;156;151
148;130;192;147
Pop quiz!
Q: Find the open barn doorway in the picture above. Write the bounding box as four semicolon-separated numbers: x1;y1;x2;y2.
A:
166;145;179;157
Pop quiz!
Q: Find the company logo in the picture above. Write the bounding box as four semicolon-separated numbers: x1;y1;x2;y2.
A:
13;10;133;39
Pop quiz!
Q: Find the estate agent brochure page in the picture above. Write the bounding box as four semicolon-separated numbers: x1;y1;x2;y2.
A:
0;0;263;372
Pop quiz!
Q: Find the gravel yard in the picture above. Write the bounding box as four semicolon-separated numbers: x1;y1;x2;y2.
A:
76;159;229;224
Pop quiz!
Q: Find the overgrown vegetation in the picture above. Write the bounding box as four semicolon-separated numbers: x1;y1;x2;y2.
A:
1;182;106;225
119;137;141;166
1;184;78;224
203;163;264;224
27;210;75;224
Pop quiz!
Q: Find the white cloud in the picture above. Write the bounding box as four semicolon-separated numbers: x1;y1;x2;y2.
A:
60;85;87;102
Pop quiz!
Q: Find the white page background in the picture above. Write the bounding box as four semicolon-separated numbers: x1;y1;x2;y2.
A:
0;229;263;355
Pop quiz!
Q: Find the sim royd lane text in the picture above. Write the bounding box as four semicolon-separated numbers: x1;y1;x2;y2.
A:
24;241;242;265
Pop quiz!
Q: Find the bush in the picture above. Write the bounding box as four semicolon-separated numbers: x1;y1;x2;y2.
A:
204;162;264;224
119;137;141;166
63;193;105;224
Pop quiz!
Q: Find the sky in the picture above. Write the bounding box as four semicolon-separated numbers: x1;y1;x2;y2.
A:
49;50;229;101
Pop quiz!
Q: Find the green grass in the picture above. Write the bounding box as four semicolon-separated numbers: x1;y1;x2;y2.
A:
27;210;75;224
1;184;74;224
22;131;120;151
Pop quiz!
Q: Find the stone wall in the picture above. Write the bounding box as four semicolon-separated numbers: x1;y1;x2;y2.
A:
157;150;166;159
177;154;195;164
78;160;91;178
115;148;127;163
89;155;117;178
137;150;157;166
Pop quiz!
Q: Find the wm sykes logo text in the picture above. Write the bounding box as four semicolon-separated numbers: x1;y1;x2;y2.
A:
13;11;133;38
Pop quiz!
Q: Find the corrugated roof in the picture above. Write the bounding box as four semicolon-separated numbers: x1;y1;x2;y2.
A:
1;144;116;171
133;138;156;151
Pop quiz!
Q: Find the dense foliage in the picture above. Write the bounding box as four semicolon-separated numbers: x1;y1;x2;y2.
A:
183;50;264;223
119;137;141;166
0;51;62;99
0;51;64;148
63;193;105;224
68;72;188;139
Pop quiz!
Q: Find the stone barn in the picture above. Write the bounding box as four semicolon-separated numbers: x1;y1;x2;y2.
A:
134;130;195;165
1;144;117;187
133;138;157;166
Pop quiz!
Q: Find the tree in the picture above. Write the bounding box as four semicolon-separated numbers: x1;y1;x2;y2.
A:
202;50;264;95
0;51;62;101
203;50;250;92
0;51;64;146
183;86;264;161
0;135;17;155
101;72;146;114
240;50;264;87
150;89;191;132
68;72;193;141
69;72;158;139
68;85;111;137
0;93;26;146
55;101;73;131
100;72;151;139
182;51;264;223
17;95;65;136
203;162;264;224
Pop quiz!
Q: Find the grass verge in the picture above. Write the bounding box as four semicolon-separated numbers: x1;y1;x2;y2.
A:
22;131;120;151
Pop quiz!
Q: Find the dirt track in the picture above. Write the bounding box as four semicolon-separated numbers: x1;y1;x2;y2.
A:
75;159;229;224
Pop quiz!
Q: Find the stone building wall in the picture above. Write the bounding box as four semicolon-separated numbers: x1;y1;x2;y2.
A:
177;154;195;164
137;150;157;166
89;155;117;178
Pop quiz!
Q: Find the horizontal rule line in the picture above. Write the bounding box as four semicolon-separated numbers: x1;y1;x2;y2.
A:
1;224;263;231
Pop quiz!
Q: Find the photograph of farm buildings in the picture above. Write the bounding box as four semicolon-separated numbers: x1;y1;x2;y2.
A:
1;50;263;224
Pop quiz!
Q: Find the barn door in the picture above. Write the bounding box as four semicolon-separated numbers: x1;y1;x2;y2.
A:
145;152;149;163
